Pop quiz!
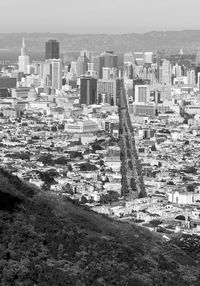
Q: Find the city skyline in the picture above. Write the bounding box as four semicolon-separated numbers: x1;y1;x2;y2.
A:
1;0;200;34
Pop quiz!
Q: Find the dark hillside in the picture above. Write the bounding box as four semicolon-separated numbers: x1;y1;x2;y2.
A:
0;169;200;285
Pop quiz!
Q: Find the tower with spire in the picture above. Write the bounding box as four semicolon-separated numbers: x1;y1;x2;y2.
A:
18;38;30;74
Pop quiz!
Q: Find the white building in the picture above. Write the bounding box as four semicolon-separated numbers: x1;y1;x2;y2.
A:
168;190;200;205
51;59;62;90
144;52;153;64
18;38;30;74
135;85;150;103
161;60;172;86
65;120;99;133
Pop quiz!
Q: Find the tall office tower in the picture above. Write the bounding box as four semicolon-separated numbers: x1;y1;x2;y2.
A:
124;62;133;79
195;66;200;84
144;52;153;64
87;63;97;78
70;61;78;74
38;62;51;87
195;50;200;84
94;55;104;79
134;52;144;66
135;85;150;103
45;40;59;60
0;77;16;89
146;66;157;84
187;70;196;85
18;38;30;74
197;73;200;91
80;76;97;105
132;78;150;101
124;53;134;64
172;63;182;78
102;67;111;80
196;50;200;66
51;59;62;90
102;67;117;80
97;78;122;106
77;52;89;77
101;51;118;69
88;62;94;72
80;50;93;61
161;59;172;85
156;49;164;82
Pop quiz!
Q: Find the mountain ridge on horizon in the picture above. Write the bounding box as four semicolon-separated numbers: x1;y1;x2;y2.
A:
0;30;200;61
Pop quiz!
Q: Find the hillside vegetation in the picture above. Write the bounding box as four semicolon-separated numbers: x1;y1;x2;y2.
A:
0;168;200;285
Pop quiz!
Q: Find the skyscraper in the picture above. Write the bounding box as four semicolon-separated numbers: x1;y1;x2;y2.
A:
50;59;62;90
187;70;196;85
101;51;118;69
161;59;172;85
97;78;122;106
77;52;89;77
135;85;150;103
196;50;200;66
18;38;30;74
80;76;97;105
144;52;153;64
45;40;59;60
124;53;135;64
94;55;104;79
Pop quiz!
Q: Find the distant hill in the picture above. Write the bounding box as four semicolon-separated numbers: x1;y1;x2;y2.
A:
1;30;200;61
0;167;200;285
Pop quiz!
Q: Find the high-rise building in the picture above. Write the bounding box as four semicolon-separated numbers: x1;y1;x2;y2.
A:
50;59;62;90
197;72;200;91
161;59;172;85
135;85;150;103
187;70;196;85
101;51;118;69
45;40;59;60
77;52;89;77
124;62;134;79
80;76;97;105
70;61;78;74
38;62;51;87
18;38;30;74
132;78;150;101
87;63;97;77
102;67;117;80
97;78;122;106
134;52;144;66
94;55;104;79
196;50;200;66
124;53;135;64
144;52;153;64
195;66;200;84
0;77;16;89
80;50;93;61
172;63;182;78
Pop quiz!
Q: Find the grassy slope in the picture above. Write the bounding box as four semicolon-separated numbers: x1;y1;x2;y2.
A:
0;168;200;286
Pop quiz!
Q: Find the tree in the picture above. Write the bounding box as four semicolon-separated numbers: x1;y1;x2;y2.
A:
149;219;162;230
80;196;88;204
100;191;119;204
187;184;195;192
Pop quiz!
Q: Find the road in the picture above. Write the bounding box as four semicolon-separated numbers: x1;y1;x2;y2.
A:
118;81;146;199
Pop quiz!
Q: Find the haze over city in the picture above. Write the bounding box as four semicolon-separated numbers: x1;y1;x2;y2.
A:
1;0;200;33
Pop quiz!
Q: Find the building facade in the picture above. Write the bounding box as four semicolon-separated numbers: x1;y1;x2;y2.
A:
45;40;59;60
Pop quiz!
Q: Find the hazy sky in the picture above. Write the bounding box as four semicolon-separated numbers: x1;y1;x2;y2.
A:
1;0;200;33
